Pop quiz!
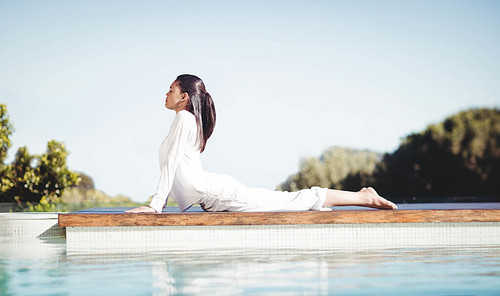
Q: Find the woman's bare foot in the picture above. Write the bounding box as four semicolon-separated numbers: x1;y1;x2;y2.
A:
324;187;398;209
358;187;398;210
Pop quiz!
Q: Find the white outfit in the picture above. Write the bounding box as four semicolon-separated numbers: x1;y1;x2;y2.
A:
149;110;330;213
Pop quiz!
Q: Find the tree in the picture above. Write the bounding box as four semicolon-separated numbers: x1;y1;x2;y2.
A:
72;172;95;191
1;146;38;203
373;108;500;199
0;104;15;198
278;147;380;191
278;108;500;202
34;140;79;203
0;141;79;203
0;103;79;204
0;104;13;166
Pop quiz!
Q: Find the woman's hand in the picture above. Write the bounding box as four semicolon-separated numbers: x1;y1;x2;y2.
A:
125;206;157;213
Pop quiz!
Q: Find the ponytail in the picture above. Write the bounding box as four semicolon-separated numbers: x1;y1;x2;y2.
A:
175;74;216;153
200;92;216;152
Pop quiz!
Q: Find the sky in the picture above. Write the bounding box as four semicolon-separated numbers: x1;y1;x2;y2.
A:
1;0;499;202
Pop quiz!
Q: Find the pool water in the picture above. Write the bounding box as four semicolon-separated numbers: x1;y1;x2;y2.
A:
1;237;499;295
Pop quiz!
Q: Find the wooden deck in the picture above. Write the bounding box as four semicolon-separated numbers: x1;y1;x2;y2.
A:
58;203;500;227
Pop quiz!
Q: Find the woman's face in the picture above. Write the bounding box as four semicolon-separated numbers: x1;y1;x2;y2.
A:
164;81;186;112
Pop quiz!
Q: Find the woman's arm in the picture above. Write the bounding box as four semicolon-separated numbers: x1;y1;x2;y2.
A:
126;112;192;214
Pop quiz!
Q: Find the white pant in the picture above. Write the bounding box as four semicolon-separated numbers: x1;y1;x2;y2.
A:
199;174;330;212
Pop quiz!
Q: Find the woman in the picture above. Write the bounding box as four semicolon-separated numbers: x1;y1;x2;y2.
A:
126;74;397;213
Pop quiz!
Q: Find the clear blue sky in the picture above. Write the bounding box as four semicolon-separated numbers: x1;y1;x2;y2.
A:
1;0;499;201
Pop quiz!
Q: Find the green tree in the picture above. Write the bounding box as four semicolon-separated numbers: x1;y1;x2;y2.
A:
278;147;380;191
0;104;13;166
0;103;79;205
0;141;79;204
278;108;499;202
373;108;500;199
34;140;79;203
0;104;14;198
73;172;95;191
279;157;329;191
0;104;14;194
1;146;38;203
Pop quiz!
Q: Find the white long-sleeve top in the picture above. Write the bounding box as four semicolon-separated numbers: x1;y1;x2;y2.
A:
148;110;210;212
148;110;329;213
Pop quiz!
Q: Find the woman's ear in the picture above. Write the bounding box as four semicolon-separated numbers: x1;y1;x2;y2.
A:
181;93;190;109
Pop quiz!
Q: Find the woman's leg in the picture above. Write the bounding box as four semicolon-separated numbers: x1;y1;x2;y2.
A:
323;187;397;209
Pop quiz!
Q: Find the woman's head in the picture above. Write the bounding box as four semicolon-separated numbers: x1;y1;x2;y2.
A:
172;74;216;153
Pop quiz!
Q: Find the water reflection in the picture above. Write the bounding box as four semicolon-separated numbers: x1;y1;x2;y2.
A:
152;261;176;296
136;247;500;295
147;249;331;295
0;237;66;296
1;237;500;295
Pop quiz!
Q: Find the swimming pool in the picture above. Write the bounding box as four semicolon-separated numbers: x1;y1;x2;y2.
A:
1;236;499;295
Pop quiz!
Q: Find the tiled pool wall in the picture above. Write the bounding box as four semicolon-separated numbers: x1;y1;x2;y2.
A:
0;213;65;237
65;222;500;253
2;213;499;253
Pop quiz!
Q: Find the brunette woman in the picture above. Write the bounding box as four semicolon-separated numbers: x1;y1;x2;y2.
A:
126;74;397;213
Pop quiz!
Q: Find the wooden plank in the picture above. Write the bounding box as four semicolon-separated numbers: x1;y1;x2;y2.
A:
58;209;500;227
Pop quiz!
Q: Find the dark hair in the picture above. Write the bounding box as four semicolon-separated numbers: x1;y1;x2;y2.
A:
175;74;216;153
